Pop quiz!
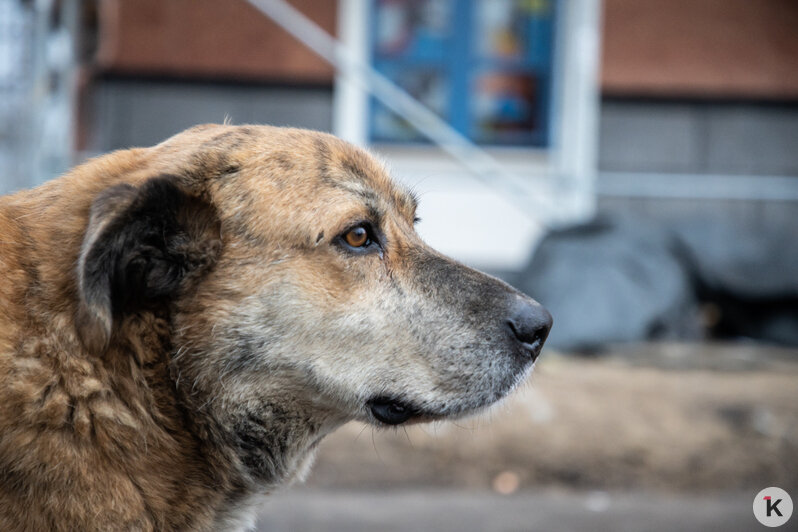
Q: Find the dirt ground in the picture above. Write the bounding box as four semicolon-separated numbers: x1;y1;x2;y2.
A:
304;343;798;492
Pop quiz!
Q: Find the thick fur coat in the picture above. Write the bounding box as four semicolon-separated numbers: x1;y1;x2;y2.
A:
0;125;551;531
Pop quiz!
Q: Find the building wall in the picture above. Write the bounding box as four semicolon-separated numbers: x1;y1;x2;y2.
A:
85;79;333;152
92;0;798;98
86;84;798;181
599;100;798;176
95;0;337;83
80;0;798;274
597;0;798;290
601;0;798;99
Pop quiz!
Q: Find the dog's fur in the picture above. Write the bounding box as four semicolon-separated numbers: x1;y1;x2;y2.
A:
0;125;550;531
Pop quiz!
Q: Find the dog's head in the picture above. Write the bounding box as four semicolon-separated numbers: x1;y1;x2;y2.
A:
76;124;551;446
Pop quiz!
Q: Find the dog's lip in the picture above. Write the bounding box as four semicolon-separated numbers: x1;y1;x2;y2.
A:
367;397;423;426
366;359;538;425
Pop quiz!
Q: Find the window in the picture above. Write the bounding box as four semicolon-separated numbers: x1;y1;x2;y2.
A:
369;0;556;147
335;0;600;267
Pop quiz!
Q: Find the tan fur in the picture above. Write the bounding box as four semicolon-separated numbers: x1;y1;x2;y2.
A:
0;125;550;531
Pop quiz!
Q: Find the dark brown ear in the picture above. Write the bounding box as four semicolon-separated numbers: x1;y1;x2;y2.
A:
76;177;222;353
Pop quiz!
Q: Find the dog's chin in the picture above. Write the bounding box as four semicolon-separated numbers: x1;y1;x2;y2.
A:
365;360;538;427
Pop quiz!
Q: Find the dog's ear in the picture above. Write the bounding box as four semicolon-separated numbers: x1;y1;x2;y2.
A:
76;177;222;353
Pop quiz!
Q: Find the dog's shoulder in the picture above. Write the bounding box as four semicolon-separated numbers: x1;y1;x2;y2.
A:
0;152;233;530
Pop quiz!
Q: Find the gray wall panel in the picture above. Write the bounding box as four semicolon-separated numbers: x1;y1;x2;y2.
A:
88;80;333;152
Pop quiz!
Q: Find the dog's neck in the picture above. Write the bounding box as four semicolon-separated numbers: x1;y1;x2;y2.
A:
168;358;346;493
106;315;345;525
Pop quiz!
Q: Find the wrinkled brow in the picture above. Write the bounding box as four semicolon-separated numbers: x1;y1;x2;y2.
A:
325;140;418;221
334;178;417;223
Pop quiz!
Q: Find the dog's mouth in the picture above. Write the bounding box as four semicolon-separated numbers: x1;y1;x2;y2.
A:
366;369;530;426
367;397;422;426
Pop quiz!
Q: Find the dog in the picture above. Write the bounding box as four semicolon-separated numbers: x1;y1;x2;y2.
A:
0;124;551;531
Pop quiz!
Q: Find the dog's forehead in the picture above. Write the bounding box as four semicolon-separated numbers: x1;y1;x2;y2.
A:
315;138;417;214
240;127;416;218
188;125;417;242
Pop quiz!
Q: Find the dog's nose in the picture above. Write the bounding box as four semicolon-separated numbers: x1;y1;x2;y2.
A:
506;298;552;361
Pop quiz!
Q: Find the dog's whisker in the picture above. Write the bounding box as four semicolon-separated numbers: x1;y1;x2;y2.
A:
370;428;386;466
401;426;414;448
353;423;369;444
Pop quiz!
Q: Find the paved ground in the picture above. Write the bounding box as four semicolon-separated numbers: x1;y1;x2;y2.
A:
255;489;760;532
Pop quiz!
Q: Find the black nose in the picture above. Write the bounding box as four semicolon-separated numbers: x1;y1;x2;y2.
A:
507;297;553;361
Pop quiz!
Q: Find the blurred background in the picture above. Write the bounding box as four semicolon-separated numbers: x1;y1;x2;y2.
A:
2;0;797;530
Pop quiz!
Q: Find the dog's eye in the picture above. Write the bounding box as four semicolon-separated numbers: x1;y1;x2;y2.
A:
337;223;381;255
344;226;370;248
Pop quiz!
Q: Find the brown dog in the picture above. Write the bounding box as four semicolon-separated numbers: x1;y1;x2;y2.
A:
0;125;551;531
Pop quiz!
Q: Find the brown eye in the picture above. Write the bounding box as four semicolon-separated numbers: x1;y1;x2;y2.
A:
344;226;369;247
